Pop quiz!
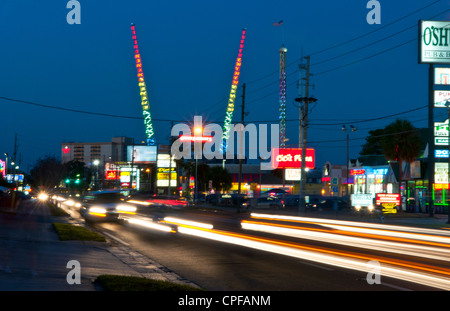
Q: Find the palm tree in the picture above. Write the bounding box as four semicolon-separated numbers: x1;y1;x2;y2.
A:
380;119;421;191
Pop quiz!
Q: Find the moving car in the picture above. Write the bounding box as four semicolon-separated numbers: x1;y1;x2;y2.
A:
241;196;285;209
80;190;136;222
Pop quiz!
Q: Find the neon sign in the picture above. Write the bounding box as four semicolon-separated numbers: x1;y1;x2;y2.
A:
223;28;246;144
179;135;213;143
350;169;365;175
131;23;156;146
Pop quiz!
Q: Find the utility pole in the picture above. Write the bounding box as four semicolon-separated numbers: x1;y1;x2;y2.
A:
238;83;246;211
296;56;316;215
168;121;174;196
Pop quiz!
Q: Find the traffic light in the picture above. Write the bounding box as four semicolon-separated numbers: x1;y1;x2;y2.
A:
65;178;70;184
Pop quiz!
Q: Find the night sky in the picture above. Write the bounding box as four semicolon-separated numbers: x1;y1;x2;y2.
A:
1;0;449;172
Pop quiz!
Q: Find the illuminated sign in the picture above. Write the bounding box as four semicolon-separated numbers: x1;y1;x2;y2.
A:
157;154;176;168
434;90;450;108
435;162;448;184
105;170;118;180
375;193;400;206
127;146;157;163
351;194;373;207
434;183;449;190
223;28;246;142
271;148;315;169
435;67;450;85
285;169;301;181
0;160;4;178
131;24;156;146
436;149;450;158
179;135;213;143
434;119;448;136
419;20;450;64
62;146;71;154
349;169;365;175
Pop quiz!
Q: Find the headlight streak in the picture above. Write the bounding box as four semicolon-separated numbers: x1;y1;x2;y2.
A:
176;226;450;290
250;213;450;240
116;204;137;214
162;217;214;230
126;217;174;233
241;220;450;263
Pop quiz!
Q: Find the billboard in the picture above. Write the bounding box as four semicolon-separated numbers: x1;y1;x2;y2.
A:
271;148;315;169
419;20;450;64
127;146;157;163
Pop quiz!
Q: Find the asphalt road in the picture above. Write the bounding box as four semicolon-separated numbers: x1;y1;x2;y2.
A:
78;205;448;291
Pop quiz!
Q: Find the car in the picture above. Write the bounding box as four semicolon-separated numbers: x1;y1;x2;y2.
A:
242;196;285;209
80;190;136;222
315;197;350;211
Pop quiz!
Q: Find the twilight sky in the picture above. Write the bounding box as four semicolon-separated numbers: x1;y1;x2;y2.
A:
1;0;449;172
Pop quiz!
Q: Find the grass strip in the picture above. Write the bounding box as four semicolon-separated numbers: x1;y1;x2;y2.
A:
95;274;203;291
53;222;106;242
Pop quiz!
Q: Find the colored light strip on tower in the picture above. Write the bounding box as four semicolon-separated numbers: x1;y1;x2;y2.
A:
279;45;287;148
223;28;247;145
131;23;156;146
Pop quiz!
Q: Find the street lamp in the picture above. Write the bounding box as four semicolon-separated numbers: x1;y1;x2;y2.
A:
342;125;356;197
93;159;100;189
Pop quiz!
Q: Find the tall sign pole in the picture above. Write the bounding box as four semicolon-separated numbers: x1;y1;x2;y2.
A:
418;20;450;221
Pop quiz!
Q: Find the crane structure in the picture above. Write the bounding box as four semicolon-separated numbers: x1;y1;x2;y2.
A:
279;45;287;148
131;23;156;146
222;28;247;149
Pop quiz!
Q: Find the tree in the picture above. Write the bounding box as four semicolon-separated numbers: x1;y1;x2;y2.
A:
208;166;232;193
359;128;385;156
380;119;421;190
30;155;67;190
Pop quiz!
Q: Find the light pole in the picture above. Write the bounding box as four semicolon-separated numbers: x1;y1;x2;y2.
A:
93;159;100;189
194;125;203;202
342;125;356;198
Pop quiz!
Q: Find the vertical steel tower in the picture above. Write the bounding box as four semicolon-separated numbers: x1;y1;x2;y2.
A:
131;23;156;146
222;28;247;149
279;45;287;148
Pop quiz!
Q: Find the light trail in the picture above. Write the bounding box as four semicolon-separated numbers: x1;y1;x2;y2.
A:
241;220;450;262
176;225;450;290
250;213;450;240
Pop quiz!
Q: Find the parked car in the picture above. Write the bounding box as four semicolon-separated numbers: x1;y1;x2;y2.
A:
315;197;350;211
80;190;136;222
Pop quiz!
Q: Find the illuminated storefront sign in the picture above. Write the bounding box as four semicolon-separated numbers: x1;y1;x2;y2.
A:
271;148;315;169
375;193;400;206
435;67;450;85
349;169;365;175
419;20;450;64
434;90;450;108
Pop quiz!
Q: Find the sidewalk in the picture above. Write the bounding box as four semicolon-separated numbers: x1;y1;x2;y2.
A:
0;199;199;291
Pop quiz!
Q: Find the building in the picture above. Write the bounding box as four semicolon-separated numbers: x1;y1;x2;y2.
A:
61;137;133;165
